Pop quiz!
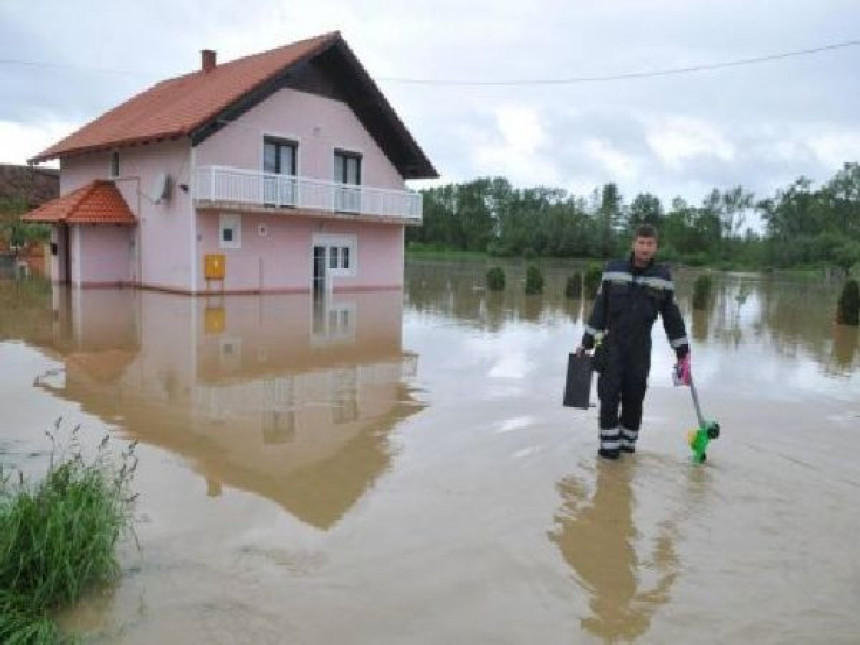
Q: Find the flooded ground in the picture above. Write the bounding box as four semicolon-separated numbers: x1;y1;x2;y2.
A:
1;259;859;644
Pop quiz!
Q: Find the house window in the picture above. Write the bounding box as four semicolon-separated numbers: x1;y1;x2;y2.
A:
324;242;351;271
109;151;120;178
334;150;362;213
263;137;297;175
334;150;361;185
263;137;298;207
219;213;241;249
313;234;356;277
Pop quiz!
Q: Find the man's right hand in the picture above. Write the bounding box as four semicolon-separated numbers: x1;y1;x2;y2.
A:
674;354;692;386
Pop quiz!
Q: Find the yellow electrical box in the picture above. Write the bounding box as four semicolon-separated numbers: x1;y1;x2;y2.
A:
204;254;225;280
204;306;225;334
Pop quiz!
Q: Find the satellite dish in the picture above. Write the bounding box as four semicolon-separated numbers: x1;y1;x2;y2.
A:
152;173;172;202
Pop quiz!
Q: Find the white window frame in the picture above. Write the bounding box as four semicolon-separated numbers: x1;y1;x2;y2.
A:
108;150;120;179
219;213;242;249
312;233;357;278
261;131;301;175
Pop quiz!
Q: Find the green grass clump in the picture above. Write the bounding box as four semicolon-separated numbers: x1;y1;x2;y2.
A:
692;274;714;310
836;279;859;326
525;265;544;295
0;424;137;644
565;273;583;298
583;265;603;299
485;267;505;291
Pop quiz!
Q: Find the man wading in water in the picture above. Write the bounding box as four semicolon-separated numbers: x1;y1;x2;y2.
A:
576;224;690;459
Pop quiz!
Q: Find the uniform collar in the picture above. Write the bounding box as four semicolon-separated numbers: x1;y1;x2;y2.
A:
628;252;655;272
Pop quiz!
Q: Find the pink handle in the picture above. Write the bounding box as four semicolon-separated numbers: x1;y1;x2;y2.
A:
676;355;692;386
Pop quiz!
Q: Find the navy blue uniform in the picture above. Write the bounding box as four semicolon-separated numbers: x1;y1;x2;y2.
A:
581;255;689;456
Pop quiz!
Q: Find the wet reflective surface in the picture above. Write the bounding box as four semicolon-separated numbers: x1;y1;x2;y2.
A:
1;259;859;643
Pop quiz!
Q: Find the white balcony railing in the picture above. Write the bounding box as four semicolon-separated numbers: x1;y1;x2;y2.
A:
194;166;422;222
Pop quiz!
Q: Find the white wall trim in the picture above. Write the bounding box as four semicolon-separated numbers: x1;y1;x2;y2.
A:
107;149;120;179
219;213;242;249
312;232;357;279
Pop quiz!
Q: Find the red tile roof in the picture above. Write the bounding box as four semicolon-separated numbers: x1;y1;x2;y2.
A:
31;32;339;163
22;180;136;225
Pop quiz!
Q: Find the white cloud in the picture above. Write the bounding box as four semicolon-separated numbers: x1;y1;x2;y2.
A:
646;117;735;170
583;138;639;183
0;120;74;166
807;131;860;169
471;106;562;186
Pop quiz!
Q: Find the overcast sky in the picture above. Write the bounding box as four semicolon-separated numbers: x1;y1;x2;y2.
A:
1;0;858;205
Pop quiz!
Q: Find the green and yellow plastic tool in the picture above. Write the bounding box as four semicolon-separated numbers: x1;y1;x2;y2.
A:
684;376;720;463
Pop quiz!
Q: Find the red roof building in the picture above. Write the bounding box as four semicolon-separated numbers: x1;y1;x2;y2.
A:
25;32;436;293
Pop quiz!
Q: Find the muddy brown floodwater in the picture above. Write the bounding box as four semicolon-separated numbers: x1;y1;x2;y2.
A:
1;259;858;644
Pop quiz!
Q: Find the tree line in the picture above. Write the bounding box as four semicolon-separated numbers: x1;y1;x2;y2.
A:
407;162;860;271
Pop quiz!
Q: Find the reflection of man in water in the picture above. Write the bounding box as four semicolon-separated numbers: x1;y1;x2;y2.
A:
548;461;678;642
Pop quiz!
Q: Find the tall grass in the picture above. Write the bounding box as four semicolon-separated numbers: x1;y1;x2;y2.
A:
0;423;138;644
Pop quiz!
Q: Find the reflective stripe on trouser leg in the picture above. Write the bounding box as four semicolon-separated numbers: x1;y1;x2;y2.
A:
599;427;621;451
620;426;638;448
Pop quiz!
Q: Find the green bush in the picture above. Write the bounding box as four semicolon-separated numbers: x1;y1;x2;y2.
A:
565;272;582;298
683;252;709;267
0;424;138;643
692;274;713;310
836;279;860;326
525;265;544;295
486;267;505;291
583;264;603;299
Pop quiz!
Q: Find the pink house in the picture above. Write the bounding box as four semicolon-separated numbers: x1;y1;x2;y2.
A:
24;32;437;294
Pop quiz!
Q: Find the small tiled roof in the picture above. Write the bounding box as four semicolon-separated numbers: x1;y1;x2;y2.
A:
22;180;136;225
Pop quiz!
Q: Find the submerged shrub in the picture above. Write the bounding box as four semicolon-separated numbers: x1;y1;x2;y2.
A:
565;273;583;299
525;265;544;295
836;279;859;326
486;267;505;291
693;274;713;311
583;265;602;299
0;423;138;643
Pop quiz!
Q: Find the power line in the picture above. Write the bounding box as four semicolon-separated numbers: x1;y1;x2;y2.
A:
1;37;857;86
377;38;860;86
0;58;158;78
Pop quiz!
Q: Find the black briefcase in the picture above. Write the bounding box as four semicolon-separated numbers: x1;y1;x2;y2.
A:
563;353;593;409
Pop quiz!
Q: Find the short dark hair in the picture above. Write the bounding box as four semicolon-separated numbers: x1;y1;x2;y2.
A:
635;224;658;240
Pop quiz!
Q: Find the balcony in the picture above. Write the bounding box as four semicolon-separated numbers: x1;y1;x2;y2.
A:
194;166;422;224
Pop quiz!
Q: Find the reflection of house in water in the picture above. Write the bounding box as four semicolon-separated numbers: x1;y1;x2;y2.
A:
547;463;678;643
34;288;421;530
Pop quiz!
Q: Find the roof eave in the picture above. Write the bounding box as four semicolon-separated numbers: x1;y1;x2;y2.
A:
30;132;190;164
